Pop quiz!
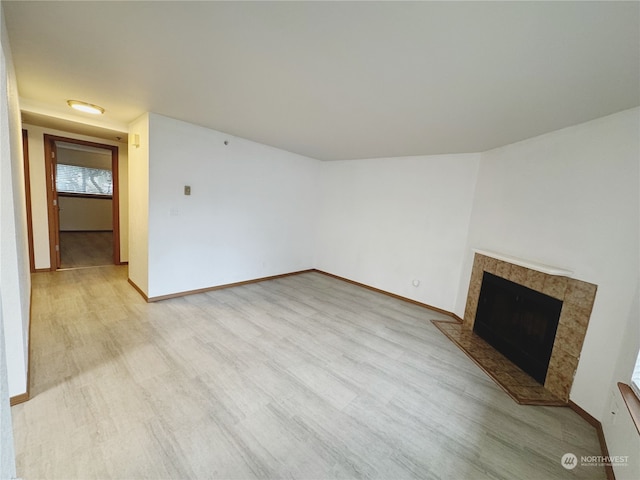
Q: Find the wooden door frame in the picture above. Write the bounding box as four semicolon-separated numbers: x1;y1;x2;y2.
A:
22;129;36;272
43;134;121;270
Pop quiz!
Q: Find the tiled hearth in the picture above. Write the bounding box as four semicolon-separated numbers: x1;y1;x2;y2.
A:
432;321;566;404
438;252;597;404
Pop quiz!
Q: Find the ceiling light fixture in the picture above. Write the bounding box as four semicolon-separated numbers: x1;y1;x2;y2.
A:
67;100;105;115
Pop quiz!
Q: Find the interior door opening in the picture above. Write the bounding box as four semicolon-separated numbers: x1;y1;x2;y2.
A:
44;134;121;270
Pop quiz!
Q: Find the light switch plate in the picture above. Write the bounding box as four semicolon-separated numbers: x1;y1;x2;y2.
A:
184;185;191;195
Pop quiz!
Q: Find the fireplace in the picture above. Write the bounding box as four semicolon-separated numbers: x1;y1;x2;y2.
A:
474;272;562;384
461;251;597;402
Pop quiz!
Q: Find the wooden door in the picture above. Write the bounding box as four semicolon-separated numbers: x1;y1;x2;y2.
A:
44;135;61;270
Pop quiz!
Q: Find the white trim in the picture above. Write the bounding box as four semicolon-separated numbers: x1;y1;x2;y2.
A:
631;350;640;399
473;249;573;277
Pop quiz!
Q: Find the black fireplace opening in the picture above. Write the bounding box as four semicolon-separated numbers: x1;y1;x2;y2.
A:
473;272;563;384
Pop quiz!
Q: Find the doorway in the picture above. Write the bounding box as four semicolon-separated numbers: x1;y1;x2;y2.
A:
44;134;121;270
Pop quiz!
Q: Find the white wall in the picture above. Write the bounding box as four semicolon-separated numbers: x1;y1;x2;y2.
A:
23;124;129;267
128;114;149;294
0;3;23;476
315;154;479;310
455;108;640;425
0;298;16;479
58;196;112;231
140;113;320;299
119;142;129;262
0;0;29;400
601;281;640;480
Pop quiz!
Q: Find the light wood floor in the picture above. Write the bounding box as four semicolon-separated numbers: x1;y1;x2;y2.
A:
59;231;113;269
12;267;605;479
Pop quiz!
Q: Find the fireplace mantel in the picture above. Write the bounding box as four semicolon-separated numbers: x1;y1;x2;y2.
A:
473;249;573;277
462;251;596;402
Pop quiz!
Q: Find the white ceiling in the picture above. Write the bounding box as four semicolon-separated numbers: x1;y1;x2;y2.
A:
4;1;639;160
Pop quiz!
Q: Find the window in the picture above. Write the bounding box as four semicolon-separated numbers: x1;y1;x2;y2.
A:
618;348;640;435
632;349;640;399
56;164;113;196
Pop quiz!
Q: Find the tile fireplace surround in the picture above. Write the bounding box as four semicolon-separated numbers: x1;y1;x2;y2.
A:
461;251;597;402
